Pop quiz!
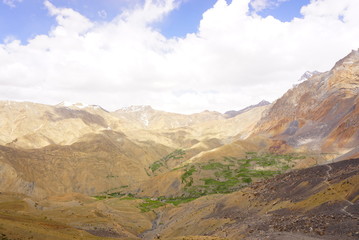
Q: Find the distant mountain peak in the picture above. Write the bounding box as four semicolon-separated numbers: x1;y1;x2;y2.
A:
332;48;359;70
225;100;270;118
298;71;321;82
56;101;105;111
257;100;271;105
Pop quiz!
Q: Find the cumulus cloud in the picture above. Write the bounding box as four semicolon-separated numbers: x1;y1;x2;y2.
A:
0;0;359;113
250;0;289;12
2;0;22;8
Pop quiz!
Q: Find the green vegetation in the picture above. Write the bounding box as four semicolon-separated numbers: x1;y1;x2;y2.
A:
97;185;130;197
164;197;197;206
120;196;137;201
171;166;185;171
162;149;186;161
93;195;111;200
137;196;198;212
97;152;305;208
149;149;186;173
138;199;166;212
201;162;227;170
149;161;164;172
181;165;196;187
242;177;252;184
108;192;125;197
94;192;197;211
180;152;305;197
245;152;256;155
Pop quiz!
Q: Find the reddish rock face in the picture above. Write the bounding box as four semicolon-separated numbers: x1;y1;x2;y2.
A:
254;50;359;155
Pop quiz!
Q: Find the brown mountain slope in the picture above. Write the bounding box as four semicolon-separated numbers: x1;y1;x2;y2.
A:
0;192;151;240
255;49;359;156
188;104;270;142
0;130;170;198
113;105;225;129
0;101;137;149
224;100;270;118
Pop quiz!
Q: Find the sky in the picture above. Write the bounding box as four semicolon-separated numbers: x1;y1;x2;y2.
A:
0;0;358;114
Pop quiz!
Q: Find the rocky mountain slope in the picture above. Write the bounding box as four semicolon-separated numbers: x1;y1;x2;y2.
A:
255;50;359;157
0;101;132;149
113;105;226;129
224;100;270;118
0;131;173;198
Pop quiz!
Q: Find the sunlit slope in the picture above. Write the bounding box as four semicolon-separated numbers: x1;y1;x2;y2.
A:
112;105;226;130
0;101;136;149
255;50;359;156
0;130;170;198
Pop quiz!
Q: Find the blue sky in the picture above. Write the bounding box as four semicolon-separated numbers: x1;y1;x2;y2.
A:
1;0;309;43
253;0;311;22
0;0;358;113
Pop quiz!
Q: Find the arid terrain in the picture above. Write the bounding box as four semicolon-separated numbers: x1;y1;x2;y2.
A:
0;50;358;239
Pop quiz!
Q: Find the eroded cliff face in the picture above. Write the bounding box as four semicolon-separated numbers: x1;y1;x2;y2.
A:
255;50;359;155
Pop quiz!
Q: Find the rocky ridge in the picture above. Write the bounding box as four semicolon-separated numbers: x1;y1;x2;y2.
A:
255;49;359;156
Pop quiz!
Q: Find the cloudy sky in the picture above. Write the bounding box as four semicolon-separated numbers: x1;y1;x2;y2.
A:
0;0;358;113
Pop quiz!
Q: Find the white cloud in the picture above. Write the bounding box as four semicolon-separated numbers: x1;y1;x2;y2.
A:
250;0;271;11
0;0;359;113
2;0;22;8
98;10;108;19
250;0;290;12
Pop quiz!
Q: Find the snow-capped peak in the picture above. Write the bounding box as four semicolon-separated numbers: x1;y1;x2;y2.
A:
298;71;320;82
57;101;103;110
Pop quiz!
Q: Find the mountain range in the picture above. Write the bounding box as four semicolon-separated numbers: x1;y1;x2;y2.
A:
0;50;358;240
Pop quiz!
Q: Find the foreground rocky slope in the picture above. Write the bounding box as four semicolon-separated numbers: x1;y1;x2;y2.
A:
140;158;359;240
0;158;357;240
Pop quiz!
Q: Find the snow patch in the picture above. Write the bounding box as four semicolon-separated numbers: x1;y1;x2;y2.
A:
62;101;72;107
298;71;320;82
57;101;102;110
120;105;152;112
140;112;149;126
297;138;316;145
